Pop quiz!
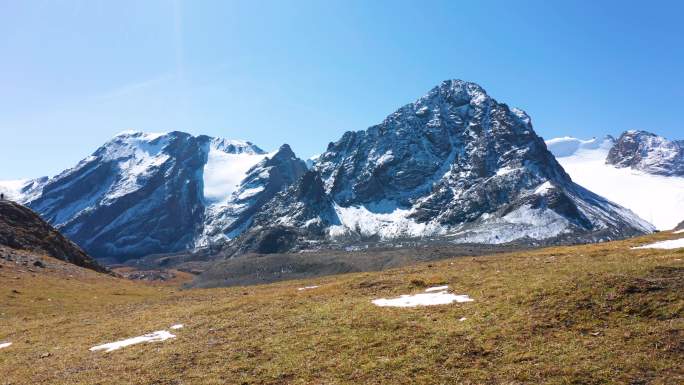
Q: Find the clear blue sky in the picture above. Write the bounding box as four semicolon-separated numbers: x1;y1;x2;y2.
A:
1;0;683;179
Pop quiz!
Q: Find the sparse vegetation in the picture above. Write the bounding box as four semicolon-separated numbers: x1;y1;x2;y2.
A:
1;232;682;384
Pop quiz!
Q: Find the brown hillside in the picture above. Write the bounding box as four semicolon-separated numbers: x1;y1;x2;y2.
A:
0;200;107;273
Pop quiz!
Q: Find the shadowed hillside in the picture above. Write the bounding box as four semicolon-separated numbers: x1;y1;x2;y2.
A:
0;200;107;273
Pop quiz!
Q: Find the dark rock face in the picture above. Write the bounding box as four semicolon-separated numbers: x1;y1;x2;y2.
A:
315;79;581;231
0;200;106;273
225;80;653;254
606;130;683;176
317;81;566;210
676;221;684;231
226;170;340;255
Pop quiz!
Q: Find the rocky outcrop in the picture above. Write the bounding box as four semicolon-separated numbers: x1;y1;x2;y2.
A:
0;200;106;273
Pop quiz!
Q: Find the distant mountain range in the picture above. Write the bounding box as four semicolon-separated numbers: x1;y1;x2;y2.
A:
546;131;684;230
3;79;679;262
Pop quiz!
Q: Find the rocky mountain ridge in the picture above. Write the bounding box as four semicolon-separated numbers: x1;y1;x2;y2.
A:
1;80;666;261
14;131;305;262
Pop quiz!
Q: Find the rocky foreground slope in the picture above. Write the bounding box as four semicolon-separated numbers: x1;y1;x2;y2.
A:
0;200;106;273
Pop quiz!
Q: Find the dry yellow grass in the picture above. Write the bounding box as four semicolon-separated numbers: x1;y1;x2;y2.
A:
1;232;682;385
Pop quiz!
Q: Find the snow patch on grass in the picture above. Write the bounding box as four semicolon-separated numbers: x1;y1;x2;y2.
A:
632;238;684;250
297;285;319;291
0;342;12;349
373;286;473;307
90;330;176;353
170;324;184;330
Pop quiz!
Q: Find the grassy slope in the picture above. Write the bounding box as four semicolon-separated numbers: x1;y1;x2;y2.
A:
0;232;682;385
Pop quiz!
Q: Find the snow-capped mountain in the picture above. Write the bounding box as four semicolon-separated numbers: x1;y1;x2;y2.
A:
606;130;683;176
22;131;305;261
226;80;653;254
547;132;684;230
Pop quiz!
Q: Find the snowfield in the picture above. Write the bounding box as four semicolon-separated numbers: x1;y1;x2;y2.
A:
328;203;447;240
547;136;684;230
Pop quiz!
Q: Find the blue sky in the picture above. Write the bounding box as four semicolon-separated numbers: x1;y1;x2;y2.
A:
1;0;683;179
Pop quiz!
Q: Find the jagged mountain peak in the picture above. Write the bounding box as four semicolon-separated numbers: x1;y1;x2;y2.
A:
316;79;566;208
